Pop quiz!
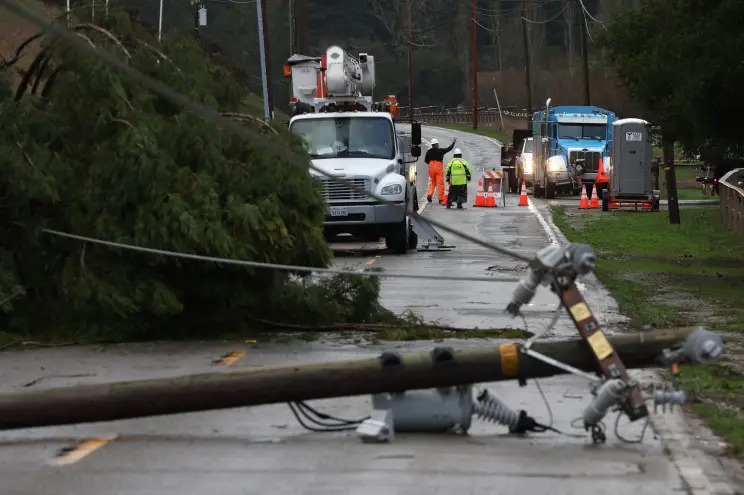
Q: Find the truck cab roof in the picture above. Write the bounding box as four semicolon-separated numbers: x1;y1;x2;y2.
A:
289;112;394;123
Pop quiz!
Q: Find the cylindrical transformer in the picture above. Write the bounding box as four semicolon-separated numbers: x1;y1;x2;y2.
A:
371;386;473;433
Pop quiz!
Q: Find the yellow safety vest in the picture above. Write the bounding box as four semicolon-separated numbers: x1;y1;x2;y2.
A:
446;158;472;186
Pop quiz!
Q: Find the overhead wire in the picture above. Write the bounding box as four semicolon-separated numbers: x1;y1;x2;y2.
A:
41;229;521;284
0;0;533;265
521;5;567;24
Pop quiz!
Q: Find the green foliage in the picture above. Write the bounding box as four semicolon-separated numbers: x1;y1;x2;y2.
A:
599;0;744;158
0;8;395;341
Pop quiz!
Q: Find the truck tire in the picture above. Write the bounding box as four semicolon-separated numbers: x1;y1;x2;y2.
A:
408;224;418;249
533;182;543;198
546;181;556;199
386;217;410;254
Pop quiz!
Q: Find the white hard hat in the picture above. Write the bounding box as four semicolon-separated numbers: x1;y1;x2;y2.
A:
430;138;439;145
454;148;462;155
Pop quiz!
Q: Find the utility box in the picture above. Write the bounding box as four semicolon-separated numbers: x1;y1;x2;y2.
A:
609;118;653;197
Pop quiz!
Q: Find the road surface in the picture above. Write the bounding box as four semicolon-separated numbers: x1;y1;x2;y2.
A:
0;126;738;495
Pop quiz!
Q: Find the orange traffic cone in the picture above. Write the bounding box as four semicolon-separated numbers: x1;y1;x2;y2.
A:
589;183;599;209
473;180;485;207
518;181;529;206
485;183;496;207
579;184;589;209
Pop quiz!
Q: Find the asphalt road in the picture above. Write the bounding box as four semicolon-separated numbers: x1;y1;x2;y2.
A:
0;126;737;495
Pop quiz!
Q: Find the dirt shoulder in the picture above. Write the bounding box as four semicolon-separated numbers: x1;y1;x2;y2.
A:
552;204;744;458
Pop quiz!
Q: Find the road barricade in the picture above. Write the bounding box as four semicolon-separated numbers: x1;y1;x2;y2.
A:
473;170;506;207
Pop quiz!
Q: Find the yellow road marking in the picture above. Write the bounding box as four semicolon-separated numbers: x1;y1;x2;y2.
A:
366;257;378;266
54;436;115;466
216;350;246;366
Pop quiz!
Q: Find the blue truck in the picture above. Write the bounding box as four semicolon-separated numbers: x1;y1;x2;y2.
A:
529;100;616;199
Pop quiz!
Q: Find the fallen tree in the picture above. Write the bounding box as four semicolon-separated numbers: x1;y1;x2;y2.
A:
0;8;391;341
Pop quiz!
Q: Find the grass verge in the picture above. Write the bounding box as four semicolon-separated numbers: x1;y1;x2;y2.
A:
552;204;744;457
432;123;509;144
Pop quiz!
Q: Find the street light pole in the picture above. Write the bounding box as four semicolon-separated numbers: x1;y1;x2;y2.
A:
158;0;164;43
256;0;272;123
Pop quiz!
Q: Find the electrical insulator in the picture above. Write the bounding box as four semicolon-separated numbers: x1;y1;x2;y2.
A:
473;389;520;431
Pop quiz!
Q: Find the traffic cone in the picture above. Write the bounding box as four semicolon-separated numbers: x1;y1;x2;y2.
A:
518;181;529;206
579;184;589;209
473;180;485;207
589;183;599;209
485;183;496;207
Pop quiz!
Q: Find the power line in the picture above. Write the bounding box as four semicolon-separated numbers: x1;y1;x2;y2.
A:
41;229;521;284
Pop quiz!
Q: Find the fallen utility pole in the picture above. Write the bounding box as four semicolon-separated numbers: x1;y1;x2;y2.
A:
0;328;694;431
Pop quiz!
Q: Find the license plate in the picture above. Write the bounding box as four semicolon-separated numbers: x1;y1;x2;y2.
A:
329;207;348;217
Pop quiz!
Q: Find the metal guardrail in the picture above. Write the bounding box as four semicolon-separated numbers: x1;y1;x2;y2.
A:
719;168;744;238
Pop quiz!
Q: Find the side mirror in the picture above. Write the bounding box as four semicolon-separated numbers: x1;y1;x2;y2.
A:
412;122;422;146
411;145;421;158
398;158;403;164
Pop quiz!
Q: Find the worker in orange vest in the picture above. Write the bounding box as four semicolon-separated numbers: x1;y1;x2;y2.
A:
424;137;456;204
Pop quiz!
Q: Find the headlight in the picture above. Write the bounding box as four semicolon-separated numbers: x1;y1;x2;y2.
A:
523;158;533;174
547;155;566;172
381;183;403;195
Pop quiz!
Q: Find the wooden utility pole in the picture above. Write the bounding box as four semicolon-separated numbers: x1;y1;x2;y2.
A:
471;0;479;129
578;0;590;105
407;0;414;124
299;0;306;53
289;0;296;54
663;137;681;224
0;329;695;430
259;0;274;118
520;1;532;122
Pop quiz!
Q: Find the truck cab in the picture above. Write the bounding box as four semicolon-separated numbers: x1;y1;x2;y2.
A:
285;45;418;253
532;102;616;198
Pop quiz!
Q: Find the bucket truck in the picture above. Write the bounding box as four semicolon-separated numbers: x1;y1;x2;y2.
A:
284;46;444;254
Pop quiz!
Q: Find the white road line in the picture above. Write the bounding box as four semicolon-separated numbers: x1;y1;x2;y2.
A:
527;197;559;246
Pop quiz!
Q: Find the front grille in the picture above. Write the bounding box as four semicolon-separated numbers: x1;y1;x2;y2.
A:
318;178;370;201
569;150;601;173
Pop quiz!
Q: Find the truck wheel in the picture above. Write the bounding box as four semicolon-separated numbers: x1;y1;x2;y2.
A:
533;183;543;198
546;181;556;199
386;217;410;254
601;189;609;211
408;224;418;249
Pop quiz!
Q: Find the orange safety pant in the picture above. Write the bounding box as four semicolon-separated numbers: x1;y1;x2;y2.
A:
427;160;445;201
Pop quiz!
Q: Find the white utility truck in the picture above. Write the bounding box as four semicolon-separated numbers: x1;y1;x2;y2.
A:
284;46;425;253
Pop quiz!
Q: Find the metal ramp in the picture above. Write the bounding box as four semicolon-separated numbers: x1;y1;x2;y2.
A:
410;215;455;252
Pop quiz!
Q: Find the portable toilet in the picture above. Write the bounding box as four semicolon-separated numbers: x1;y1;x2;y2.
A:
609;118;653;197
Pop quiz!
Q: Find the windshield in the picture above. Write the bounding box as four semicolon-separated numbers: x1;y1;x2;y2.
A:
290;116;395;159
523;139;534;153
558;123;607;140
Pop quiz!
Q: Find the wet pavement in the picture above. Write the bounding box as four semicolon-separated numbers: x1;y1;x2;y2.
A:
0;126;738;494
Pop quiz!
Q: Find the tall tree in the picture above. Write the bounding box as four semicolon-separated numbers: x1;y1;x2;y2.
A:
600;0;744;159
